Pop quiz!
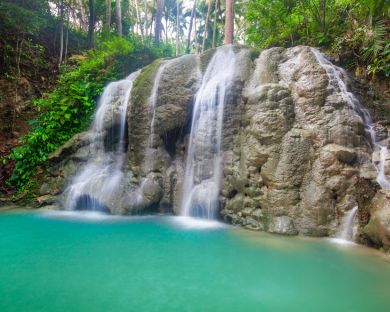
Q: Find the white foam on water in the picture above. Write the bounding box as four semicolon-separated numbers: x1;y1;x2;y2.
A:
328;238;357;246
168;216;226;230
39;210;153;223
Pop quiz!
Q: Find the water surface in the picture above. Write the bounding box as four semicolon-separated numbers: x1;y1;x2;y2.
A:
1;210;390;312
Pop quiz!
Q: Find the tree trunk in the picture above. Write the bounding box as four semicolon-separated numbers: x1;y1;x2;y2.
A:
87;0;95;49
64;6;69;64
135;0;145;42
224;0;233;44
165;16;168;43
123;0;129;35
150;16;154;40
186;0;197;52
106;0;111;30
202;0;212;53
176;0;180;55
212;0;218;48
76;0;88;31
194;10;198;53
116;0;122;36
320;0;326;34
155;0;164;44
12;36;24;136
143;0;149;37
59;0;64;67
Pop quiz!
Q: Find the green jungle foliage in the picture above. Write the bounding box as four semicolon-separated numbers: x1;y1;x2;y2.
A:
0;0;87;79
245;0;390;76
6;36;172;190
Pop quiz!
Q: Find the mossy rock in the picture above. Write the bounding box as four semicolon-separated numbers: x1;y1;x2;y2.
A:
128;59;163;177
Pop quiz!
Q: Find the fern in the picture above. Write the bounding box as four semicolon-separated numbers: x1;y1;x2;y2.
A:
362;20;387;62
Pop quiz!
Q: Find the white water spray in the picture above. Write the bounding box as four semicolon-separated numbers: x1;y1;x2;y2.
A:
181;46;237;219
65;70;140;211
338;206;358;241
377;145;390;189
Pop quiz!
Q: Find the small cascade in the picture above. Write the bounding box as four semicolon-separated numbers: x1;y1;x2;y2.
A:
338;206;358;241
65;70;140;211
311;48;376;143
377;144;390;189
311;48;390;190
181;46;237;219
144;61;168;170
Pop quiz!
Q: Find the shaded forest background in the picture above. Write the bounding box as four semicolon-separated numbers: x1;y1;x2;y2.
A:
0;0;389;200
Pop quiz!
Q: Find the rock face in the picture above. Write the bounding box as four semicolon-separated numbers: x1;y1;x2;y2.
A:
363;189;390;251
220;46;374;236
40;45;389;243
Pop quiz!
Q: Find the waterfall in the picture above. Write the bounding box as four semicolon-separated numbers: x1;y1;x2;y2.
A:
144;61;168;170
377;145;390;189
65;70;140;211
338;206;358;241
311;48;390;190
181;46;236;219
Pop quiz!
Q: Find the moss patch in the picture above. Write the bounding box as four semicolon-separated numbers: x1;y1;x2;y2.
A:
128;60;163;177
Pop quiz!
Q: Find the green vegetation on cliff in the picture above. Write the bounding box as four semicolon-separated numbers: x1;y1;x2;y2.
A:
5;37;171;190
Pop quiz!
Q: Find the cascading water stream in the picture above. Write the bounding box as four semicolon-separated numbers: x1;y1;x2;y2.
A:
377;145;390;189
144;61;169;170
65;70;140;211
181;46;236;219
338;206;358;241
311;48;390;190
311;49;390;241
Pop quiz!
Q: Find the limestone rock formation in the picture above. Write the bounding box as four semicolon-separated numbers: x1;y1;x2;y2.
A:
363;189;390;250
39;45;389;243
221;46;373;237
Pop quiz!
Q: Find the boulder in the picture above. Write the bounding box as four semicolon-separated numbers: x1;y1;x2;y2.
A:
363;189;390;250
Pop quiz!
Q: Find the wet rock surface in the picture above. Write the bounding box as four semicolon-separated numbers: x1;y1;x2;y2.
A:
363;189;390;251
221;46;372;237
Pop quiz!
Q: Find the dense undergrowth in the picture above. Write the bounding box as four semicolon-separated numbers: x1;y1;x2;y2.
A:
3;36;172;192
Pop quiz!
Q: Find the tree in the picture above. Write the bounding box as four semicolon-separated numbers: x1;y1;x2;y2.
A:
87;0;95;48
320;0;326;34
176;0;180;55
122;0;130;35
59;0;64;66
224;0;233;44
116;0;122;36
194;4;198;52
163;0;176;44
155;0;164;44
106;0;111;30
64;4;69;64
135;0;145;42
143;0;149;37
187;0;197;51
76;0;88;31
202;0;212;52
212;0;219;48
